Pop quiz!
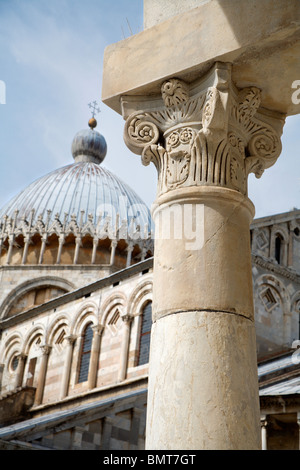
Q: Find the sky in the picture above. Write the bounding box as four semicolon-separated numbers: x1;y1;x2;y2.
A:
0;0;299;220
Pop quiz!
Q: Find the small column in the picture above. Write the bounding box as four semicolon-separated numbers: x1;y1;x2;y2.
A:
118;315;133;382
38;235;47;265
261;415;268;450
6;235;14;265
91;237;99;264
110;240;117;265
21;236;31;265
73;236;82;265
88;325;104;390
35;345;51;405
126;242;133;268
15;353;27;389
60;335;76;399
56;235;65;265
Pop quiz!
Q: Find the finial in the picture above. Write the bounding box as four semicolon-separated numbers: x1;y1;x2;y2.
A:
88;100;101;129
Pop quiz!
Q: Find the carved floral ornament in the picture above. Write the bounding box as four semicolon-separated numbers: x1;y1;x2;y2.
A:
123;63;285;197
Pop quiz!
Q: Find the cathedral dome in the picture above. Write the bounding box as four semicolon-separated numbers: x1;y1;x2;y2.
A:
0;161;151;232
0;120;153;268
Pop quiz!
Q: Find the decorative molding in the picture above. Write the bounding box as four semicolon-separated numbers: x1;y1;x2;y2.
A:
252;254;300;284
0;208;154;266
122;62;285;198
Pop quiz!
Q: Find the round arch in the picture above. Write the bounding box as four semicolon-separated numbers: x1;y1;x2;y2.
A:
71;301;99;337
100;292;127;326
0;332;22;364
127;279;153;317
0;276;75;319
46;313;70;347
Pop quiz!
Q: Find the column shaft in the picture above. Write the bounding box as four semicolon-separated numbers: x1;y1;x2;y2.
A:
88;326;103;390
60;336;76;399
38;236;47;265
15;353;27;389
21;237;30;265
35;346;51;405
146;187;261;449
118;315;132;382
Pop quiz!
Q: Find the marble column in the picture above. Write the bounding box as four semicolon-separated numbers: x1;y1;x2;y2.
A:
15;353;27;389
118;315;133;382
56;235;65;265
110;240;117;265
60;335;76;399
88;325;104;390
91;237;99;264
38;235;47;265
35;345;51;405
6;235;14;265
122;62;285;450
126;243;133;268
261;416;268;450
21;236;30;265
73;236;82;265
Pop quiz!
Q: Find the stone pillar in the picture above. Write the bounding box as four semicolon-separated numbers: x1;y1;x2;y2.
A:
88;325;104;390
118;315;133;382
6;235;14;265
91;237;99;264
73;236;82;265
261;415;268;450
38;235;47;265
60;335;76;399
122;62;284;450
35;345;51;405
56;235;65;265
15;353;27;389
21;236;30;265
110;240;117;265
126;242;133;268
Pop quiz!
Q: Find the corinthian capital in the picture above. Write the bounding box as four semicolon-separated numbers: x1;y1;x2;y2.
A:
122;62;285;198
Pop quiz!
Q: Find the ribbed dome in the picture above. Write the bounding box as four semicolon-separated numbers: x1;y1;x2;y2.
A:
0;118;153;271
0;162;152;235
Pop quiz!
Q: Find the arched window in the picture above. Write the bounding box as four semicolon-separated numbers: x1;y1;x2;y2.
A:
275;234;283;264
137;302;152;366
78;323;93;383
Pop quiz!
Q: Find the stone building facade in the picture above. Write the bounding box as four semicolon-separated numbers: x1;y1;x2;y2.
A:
0;120;300;450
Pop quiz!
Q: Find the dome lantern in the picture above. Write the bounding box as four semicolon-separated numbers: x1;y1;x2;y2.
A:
71;119;107;165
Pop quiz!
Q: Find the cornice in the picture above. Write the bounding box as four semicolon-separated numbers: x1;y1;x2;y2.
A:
252;254;300;284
